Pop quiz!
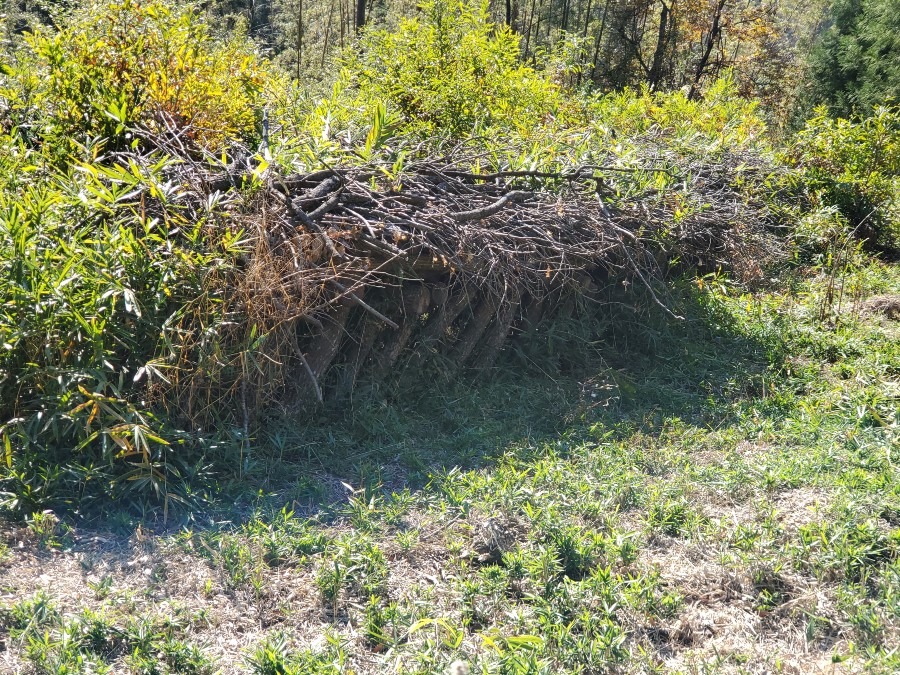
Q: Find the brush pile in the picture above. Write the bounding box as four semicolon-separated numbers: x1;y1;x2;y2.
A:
217;153;780;406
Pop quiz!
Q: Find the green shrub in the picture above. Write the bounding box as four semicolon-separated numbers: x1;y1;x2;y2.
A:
791;105;900;251
0;134;247;514
587;75;769;157
271;0;570;150
0;1;267;516
2;0;267;149
346;0;566;136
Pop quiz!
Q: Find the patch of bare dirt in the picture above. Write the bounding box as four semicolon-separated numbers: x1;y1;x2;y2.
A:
0;521;276;674
770;487;832;534
637;527;851;673
0;506;467;674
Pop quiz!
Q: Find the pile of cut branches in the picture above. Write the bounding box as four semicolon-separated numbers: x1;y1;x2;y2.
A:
194;152;780;411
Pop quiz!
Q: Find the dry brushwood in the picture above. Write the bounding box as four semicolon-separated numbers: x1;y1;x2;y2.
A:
236;157;780;407
467;514;523;563
861;294;900;320
114;132;782;416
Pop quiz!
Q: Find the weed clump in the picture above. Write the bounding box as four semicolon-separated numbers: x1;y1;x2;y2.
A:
789;105;900;253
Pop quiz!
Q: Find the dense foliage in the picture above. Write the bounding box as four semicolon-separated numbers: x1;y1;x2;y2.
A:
791;105;900;250
806;0;900;118
0;0;896;519
3;0;266;148
344;0;566;136
2;0;833;125
0;0;267;515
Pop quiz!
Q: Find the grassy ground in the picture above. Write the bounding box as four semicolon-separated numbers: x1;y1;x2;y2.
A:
1;261;899;674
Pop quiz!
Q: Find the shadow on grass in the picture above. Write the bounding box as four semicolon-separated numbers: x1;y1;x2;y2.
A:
234;280;782;519
1;281;780;528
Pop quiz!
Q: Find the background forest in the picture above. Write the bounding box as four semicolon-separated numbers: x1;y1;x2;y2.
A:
3;0;898;124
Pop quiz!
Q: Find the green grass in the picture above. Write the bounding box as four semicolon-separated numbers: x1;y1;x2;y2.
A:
0;592;214;674
1;260;899;673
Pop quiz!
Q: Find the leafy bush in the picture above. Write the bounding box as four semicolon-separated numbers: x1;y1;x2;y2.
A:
273;61;771;215
349;0;566;136
0;0;264;516
281;0;568;144
790;105;900;251
0;134;248;514
587;75;769;157
2;0;267;149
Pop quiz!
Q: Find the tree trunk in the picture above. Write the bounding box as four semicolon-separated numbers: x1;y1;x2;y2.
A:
473;291;520;369
355;0;366;32
296;0;303;81
524;0;538;56
534;0;553;54
575;0;593;85
689;0;727;100
450;295;496;368
299;299;353;405
582;0;593;38
371;284;430;378
590;0;611;82
334;315;380;399
420;282;473;349
533;0;546;57
321;0;334;68
648;1;669;91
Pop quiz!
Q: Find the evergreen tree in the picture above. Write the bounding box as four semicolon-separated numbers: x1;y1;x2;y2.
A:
807;0;900;117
